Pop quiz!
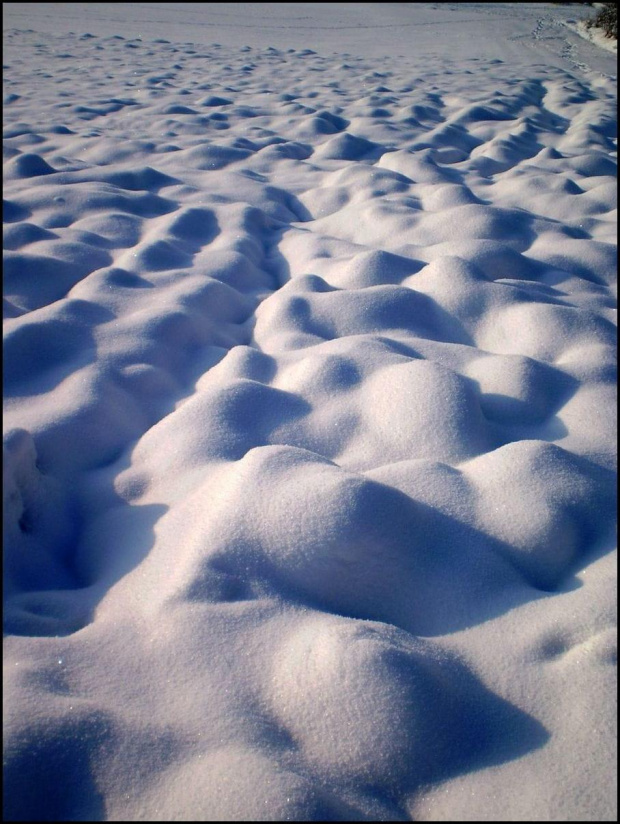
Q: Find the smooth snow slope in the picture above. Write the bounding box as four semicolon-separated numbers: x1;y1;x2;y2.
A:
3;3;617;821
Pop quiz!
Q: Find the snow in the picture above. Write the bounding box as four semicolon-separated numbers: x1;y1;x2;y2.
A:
565;11;618;56
3;3;617;821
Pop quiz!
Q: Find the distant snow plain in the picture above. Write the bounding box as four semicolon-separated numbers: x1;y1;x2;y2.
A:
3;3;617;821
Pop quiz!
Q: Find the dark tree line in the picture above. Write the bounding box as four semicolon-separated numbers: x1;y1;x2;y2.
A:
585;3;617;39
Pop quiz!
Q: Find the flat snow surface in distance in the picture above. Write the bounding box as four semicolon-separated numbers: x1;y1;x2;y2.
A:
3;3;617;821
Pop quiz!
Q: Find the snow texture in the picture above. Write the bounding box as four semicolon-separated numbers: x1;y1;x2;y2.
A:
3;3;617;821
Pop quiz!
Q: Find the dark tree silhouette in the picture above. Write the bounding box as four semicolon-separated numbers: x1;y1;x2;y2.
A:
586;3;617;39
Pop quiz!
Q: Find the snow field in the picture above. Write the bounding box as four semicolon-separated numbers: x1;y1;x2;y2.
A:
3;9;617;821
